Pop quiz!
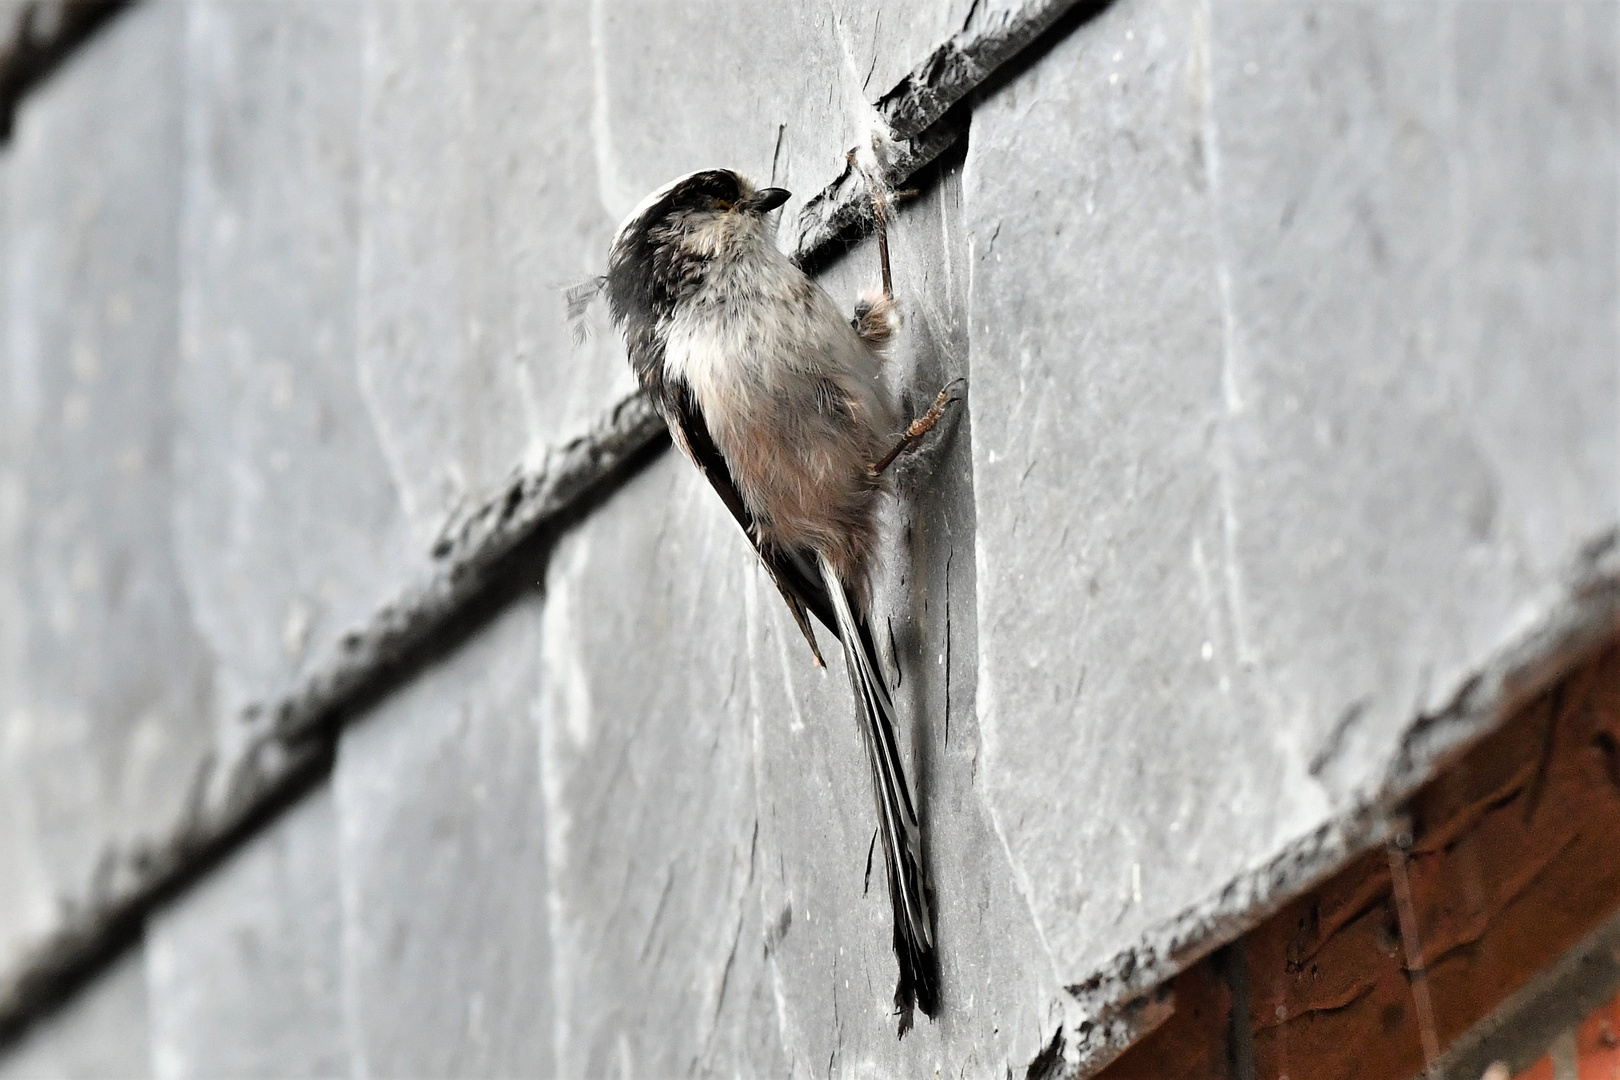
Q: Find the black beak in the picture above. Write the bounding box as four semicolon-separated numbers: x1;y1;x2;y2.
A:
750;187;791;214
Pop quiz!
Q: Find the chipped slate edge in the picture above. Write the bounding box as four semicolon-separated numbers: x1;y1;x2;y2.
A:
876;0;1104;139
794;0;1114;261
0;393;672;1045
0;393;665;1040
267;391;667;744
1056;534;1620;1079
790;114;966;265
0;1;130;141
0;0;1101;1045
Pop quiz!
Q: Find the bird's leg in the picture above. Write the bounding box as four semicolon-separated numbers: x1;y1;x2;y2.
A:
861;174;919;299
873;178;893;301
871;379;967;477
848;149;894;301
847;155;898;350
848;155;966;476
848;150;965;476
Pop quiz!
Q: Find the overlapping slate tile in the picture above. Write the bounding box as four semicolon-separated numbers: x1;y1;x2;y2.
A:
0;0;215;971
1211;0;1618;798
355;0;638;546
145;790;347;1080
537;454;788;1077
172;0;415;781
965;0;1311;983
334;595;554;1078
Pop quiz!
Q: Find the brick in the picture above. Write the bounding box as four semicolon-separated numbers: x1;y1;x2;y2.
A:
1509;989;1620;1079
0;0;1615;1073
963;0;1620;1011
1094;643;1620;1080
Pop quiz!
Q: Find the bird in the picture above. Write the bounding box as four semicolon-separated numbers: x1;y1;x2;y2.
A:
602;167;957;1034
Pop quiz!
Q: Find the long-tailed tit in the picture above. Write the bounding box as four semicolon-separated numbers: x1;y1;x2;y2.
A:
603;168;958;1034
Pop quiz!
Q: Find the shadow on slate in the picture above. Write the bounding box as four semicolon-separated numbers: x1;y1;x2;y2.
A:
0;1;131;141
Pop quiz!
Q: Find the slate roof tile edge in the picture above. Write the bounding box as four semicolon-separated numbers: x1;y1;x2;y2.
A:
0;0;1105;1045
1056;531;1620;1079
0;0;130;141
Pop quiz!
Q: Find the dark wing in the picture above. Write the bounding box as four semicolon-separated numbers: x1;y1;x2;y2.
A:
663;381;836;665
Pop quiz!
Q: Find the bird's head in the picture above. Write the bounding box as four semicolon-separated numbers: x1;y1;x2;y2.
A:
605;169;791;330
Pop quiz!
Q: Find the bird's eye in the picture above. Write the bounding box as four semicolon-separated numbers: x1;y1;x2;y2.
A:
716;199;735;212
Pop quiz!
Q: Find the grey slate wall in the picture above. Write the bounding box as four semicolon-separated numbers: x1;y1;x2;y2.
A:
0;0;1615;1077
0;0;212;987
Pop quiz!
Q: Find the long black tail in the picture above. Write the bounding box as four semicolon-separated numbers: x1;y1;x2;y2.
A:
817;553;939;1033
